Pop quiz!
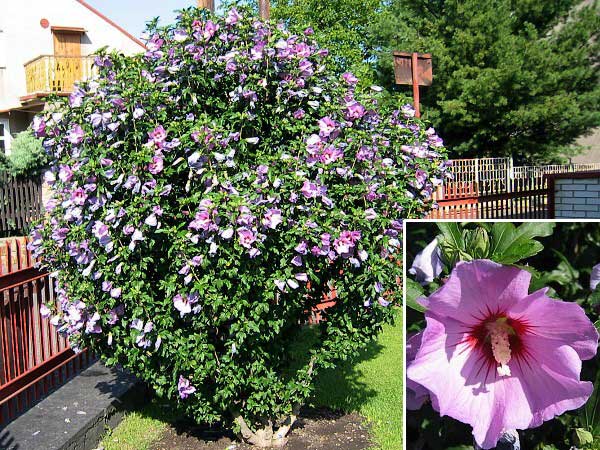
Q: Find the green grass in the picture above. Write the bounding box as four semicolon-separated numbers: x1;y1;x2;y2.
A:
100;319;403;450
101;401;171;450
309;320;403;450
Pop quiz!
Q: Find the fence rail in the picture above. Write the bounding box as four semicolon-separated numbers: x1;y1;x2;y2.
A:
442;158;600;201
428;158;600;219
0;238;91;426
0;174;43;235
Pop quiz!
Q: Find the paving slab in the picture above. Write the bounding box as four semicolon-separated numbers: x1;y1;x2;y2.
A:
0;361;145;450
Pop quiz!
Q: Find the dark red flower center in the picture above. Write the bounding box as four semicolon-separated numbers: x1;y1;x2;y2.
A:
465;312;532;379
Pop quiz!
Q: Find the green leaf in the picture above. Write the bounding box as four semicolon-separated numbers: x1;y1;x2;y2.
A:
437;222;464;250
574;428;594;446
490;222;554;264
436;222;468;268
406;278;426;313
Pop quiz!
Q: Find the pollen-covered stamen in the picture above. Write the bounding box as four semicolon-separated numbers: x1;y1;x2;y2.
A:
486;319;513;377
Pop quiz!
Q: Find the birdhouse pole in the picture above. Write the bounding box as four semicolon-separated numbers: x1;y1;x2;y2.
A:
392;51;433;118
197;0;215;12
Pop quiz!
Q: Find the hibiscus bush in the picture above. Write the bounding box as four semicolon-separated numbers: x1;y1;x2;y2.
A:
29;6;448;447
406;222;600;450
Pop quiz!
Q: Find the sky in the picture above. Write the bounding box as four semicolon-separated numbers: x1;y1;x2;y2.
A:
85;1;221;38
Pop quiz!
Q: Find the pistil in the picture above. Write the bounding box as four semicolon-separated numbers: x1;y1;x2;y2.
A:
487;319;512;377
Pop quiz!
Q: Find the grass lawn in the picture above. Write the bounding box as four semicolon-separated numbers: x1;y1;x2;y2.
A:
101;318;403;450
309;319;403;450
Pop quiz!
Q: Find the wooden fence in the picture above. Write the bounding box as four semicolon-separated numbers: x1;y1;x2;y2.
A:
428;158;600;219
0;237;91;426
0;174;43;235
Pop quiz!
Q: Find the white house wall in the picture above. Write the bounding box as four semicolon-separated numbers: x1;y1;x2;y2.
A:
0;0;144;110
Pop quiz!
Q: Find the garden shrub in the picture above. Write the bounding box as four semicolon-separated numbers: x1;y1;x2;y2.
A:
30;6;448;447
7;131;48;177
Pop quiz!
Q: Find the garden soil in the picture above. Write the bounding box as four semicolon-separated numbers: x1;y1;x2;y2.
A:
150;407;373;450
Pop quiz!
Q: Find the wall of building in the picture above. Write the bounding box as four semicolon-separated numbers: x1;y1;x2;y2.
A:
572;128;600;164
553;175;600;218
0;0;144;110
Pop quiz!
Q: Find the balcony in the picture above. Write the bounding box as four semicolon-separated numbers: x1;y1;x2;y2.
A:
23;55;96;98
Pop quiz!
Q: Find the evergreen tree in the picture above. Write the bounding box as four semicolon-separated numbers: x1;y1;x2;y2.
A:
273;0;600;163
373;0;600;162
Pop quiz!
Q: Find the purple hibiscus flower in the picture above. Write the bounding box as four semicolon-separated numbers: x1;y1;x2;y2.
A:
237;227;257;249
148;155;164;175
407;259;598;449
32;116;46;137
319;146;344;165
414;169;428;189
85;312;102;334
67;125;85;145
148;125;167;146
173;293;196;317
301;180;319;199
406;331;429;410
342;72;358;85
591;263;600;290
58;165;74;183
318;117;337;138
344;100;366;121
408;239;443;285
333;231;361;256
225;7;242;25
178;375;196;399
262;209;283;230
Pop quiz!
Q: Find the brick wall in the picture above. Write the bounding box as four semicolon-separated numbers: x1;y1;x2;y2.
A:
550;173;600;218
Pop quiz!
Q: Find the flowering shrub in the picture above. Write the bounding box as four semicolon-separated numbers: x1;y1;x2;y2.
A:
29;6;448;447
406;223;600;449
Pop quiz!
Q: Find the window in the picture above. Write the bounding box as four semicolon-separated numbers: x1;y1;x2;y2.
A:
0;119;10;154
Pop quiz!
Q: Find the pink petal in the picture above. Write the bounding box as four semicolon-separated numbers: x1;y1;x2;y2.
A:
406;332;429;410
509;288;599;360
420;260;530;325
408;312;595;449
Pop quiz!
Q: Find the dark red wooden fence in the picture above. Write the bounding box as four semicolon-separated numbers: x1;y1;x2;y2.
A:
0;174;43;234
0;238;91;426
427;176;550;219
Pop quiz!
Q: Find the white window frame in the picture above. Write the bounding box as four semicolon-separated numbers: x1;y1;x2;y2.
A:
0;118;11;154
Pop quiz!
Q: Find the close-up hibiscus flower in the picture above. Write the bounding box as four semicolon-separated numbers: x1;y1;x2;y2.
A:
406;222;600;449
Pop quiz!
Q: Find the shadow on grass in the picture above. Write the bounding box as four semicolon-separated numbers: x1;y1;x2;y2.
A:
309;338;384;414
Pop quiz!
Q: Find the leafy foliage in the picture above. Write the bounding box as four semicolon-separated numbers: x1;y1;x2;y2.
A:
5;131;49;177
271;0;381;84
29;6;448;445
371;0;600;163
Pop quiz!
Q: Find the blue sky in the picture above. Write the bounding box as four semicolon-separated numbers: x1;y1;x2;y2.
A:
85;1;221;38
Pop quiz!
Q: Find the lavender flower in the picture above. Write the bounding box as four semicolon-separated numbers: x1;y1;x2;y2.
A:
407;260;598;448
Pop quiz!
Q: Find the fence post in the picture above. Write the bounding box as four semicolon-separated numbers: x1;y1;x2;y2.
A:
475;159;480;195
507;157;513;193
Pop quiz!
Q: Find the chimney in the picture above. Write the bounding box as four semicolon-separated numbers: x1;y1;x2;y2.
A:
197;0;215;12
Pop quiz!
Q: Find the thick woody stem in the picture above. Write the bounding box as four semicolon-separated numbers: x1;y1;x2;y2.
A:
233;357;317;447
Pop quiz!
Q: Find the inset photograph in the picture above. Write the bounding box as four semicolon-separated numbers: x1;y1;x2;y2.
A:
405;221;600;449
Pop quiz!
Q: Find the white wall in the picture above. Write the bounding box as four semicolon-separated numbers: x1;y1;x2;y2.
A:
0;0;145;110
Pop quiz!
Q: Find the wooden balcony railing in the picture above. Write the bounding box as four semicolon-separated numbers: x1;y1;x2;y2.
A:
24;55;96;95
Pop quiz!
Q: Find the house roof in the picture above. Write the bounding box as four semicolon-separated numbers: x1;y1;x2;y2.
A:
75;0;146;49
